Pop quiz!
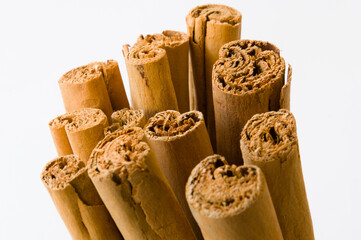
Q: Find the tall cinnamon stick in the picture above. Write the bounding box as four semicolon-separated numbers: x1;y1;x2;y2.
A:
186;155;283;240
213;40;292;165
49;108;108;163
133;31;189;112
58;60;129;120
88;127;197;240
240;109;314;240
144;110;213;239
186;4;242;146
41;155;122;240
122;44;178;119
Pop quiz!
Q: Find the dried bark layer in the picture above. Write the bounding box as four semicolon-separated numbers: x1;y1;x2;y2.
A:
133;31;189;112
59;60;129;121
145;110;213;239
49;108;108;163
88;127;197;240
213;39;292;165
105;108;146;136
186;155;283;240
186;4;242;148
123;44;178;119
240;110;314;240
41;155;122;240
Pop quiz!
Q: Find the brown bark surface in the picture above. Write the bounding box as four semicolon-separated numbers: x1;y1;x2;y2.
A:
213;40;292;165
144;110;213;239
88;127;197;240
240;110;314;240
186;155;283;240
186;4;242;147
41;155;122;240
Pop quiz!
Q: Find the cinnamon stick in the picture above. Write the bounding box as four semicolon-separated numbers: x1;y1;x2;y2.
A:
59;60;129;120
49;108;108;163
240;109;314;239
88;127;197;240
186;154;283;240
213;40;292;165
133;31;190;112
41;155;122;240
104;108;146;136
144;110;213;239
122;44;178;119
186;4;242;146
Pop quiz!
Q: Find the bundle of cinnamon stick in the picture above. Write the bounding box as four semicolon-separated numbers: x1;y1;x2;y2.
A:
41;4;314;240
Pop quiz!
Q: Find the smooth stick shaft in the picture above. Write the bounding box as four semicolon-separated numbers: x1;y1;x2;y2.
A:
240;109;314;240
186;155;283;240
145;110;213;239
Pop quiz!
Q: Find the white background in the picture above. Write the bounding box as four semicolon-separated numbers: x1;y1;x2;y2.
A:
1;0;360;239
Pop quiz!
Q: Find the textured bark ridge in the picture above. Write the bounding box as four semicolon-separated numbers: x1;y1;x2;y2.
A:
145;110;213;239
88;127;197;240
132;31;189;113
186;4;242;148
123;43;179;119
41;155;122;240
213;39;292;165
49;108;108;163
105;108;146;135
59;60;129;120
241;109;314;240
186;155;283;240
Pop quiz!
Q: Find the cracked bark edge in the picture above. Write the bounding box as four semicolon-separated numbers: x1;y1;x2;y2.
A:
41;155;122;240
185;154;283;240
88;127;197;240
240;110;314;240
122;44;178;120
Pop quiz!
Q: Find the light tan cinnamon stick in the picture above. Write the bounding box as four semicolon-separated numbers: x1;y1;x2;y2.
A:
144;110;213;239
122;44;178;119
186;4;242;146
41;155;122;240
88;127;197;240
104;108;146;135
186;154;283;240
213;40;292;165
240;109;314;240
58;60;129;120
133;31;189;112
49;108;108;163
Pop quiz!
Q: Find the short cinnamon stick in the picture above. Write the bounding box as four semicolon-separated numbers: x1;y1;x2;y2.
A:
240;109;314;240
144;110;213;239
41;155;122;240
213;40;292;165
186;4;242;146
88;127;197;240
134;31;189;112
122;44;178;119
49;108;108;163
104;108;146;135
186;155;283;240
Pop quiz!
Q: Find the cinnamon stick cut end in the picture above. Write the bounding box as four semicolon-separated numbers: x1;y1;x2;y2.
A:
134;30;189;49
144;110;204;139
186;155;263;218
111;108;146;128
124;44;167;65
240;109;297;160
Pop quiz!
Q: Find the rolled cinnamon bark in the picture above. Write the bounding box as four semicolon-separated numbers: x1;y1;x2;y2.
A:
186;4;242;146
144;110;213;239
213;40;292;165
104;108;146;136
49;108;108;163
41;155;122;240
133;31;189;112
186;155;283;240
122;44;178;119
88;127;197;240
240;109;314;240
